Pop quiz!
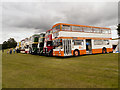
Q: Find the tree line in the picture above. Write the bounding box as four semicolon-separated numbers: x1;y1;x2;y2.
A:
1;38;17;50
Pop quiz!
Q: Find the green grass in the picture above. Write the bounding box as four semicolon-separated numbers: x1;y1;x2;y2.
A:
2;49;118;88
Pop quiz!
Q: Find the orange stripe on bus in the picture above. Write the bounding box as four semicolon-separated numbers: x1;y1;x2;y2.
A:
53;51;64;56
72;50;86;55
80;50;86;55
92;49;102;54
53;48;112;56
92;48;112;54
52;37;112;40
106;48;113;52
52;23;110;30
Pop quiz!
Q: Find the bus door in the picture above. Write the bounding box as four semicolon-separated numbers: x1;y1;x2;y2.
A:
86;39;92;54
63;39;72;56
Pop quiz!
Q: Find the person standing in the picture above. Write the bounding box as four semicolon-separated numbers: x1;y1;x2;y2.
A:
16;48;18;53
7;50;9;54
13;48;15;54
10;48;12;54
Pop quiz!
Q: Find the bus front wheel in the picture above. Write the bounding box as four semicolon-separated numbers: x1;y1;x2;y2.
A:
73;50;80;56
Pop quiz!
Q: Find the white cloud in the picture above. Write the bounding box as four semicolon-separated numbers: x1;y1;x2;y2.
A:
1;1;118;43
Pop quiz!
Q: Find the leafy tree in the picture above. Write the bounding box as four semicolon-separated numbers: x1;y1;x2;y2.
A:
117;24;120;37
0;44;2;50
7;38;17;48
117;24;120;52
2;41;8;49
2;38;17;49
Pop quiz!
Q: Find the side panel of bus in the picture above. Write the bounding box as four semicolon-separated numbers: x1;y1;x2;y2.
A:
92;39;112;54
53;39;112;57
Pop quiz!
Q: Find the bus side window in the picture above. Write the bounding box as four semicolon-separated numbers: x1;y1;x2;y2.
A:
73;40;83;45
62;25;71;30
103;40;109;45
102;29;109;34
94;40;103;45
56;25;60;30
72;26;83;31
93;28;101;33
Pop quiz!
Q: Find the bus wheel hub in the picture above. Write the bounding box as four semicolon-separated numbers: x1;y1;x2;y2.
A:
75;51;78;56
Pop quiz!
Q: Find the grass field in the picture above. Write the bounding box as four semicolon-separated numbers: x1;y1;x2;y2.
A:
2;50;118;88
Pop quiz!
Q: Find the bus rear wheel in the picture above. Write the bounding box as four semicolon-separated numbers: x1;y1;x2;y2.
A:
74;50;80;56
102;48;107;54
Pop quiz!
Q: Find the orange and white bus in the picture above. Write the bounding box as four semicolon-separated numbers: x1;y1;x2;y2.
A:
52;23;112;57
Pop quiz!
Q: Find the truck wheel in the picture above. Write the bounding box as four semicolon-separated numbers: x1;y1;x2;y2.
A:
40;51;43;56
38;52;41;56
74;50;80;56
49;51;53;57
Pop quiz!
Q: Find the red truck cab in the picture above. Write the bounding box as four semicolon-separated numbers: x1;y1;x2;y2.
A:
43;29;53;56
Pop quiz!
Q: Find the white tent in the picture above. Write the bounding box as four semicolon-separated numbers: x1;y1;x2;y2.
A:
112;39;119;53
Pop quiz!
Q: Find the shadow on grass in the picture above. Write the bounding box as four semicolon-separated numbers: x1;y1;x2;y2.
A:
25;52;112;60
51;53;111;59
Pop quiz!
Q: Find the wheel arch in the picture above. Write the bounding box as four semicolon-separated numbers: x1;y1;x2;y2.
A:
102;47;107;53
73;49;80;56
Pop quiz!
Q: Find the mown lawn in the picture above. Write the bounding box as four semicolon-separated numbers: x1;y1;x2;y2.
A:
2;50;118;88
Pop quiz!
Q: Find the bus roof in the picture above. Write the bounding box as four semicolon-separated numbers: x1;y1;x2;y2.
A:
52;23;111;30
21;39;25;41
40;32;46;34
46;29;52;32
32;34;39;37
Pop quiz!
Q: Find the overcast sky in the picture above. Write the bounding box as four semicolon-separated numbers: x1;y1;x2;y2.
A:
1;0;119;43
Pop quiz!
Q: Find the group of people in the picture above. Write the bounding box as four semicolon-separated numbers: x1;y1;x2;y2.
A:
7;48;16;54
